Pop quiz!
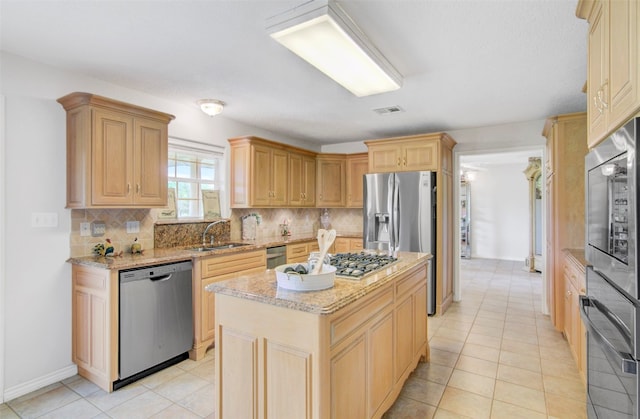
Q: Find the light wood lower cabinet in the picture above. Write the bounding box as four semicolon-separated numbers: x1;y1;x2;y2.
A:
562;250;587;384
72;265;118;392
334;237;364;253
214;259;430;419
192;249;266;360
286;240;321;263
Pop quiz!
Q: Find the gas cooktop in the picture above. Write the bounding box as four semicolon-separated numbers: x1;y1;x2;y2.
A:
329;252;398;279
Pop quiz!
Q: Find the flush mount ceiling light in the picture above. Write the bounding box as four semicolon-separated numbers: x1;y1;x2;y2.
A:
267;0;402;97
197;99;225;116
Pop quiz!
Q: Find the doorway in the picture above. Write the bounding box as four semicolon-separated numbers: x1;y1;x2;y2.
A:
453;147;546;314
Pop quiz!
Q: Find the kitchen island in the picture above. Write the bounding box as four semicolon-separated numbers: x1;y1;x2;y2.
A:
207;251;431;419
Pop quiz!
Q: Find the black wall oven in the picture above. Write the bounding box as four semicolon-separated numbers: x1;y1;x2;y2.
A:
584;117;640;419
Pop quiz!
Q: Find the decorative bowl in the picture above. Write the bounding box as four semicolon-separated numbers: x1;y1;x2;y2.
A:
275;263;336;291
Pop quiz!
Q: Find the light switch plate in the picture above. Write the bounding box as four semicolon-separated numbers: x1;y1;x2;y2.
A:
91;221;106;237
126;221;140;234
31;212;58;228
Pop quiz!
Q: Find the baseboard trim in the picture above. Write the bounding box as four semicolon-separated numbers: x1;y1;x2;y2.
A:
3;364;78;402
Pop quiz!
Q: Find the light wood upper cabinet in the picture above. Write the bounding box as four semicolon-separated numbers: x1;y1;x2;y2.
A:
58;92;174;208
289;151;317;207
317;154;347;207
229;136;290;208
365;133;448;173
253;143;288;207
346;153;368;208
577;0;639;148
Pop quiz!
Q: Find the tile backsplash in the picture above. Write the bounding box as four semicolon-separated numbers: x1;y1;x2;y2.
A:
69;207;363;257
229;208;363;241
70;208;155;257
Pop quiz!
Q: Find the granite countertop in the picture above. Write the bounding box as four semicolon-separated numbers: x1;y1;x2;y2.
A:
206;252;431;315
68;233;363;270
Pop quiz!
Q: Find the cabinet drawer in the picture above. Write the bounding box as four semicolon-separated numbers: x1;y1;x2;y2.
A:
287;243;308;259
564;262;586;294
330;288;394;346
395;263;427;298
201;249;266;279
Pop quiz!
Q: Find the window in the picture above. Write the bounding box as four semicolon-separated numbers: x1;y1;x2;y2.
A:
167;138;225;218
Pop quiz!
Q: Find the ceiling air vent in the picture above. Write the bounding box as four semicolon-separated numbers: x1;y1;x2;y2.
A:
373;105;404;115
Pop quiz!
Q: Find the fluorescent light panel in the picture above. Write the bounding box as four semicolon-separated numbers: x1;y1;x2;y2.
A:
268;1;402;97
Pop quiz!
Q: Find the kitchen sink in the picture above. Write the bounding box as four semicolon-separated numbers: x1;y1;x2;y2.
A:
190;243;251;252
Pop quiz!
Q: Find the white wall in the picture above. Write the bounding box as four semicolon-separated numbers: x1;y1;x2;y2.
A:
0;51;316;401
468;163;530;261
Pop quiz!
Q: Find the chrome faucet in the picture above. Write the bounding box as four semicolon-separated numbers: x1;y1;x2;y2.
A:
202;220;227;247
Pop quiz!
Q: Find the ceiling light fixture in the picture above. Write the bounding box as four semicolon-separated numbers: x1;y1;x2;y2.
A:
197;99;225;116
267;0;402;97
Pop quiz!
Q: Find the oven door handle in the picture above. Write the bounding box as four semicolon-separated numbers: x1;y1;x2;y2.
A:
580;295;637;375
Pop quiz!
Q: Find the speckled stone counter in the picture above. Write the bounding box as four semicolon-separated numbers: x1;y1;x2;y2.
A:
67;233;363;270
206;251;431;315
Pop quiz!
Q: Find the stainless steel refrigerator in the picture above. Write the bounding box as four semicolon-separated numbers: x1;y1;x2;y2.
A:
363;171;437;314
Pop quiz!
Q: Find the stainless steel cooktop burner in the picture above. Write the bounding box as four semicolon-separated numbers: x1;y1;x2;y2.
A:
329;252;398;279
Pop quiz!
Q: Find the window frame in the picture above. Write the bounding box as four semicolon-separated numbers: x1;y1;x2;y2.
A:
167;137;225;219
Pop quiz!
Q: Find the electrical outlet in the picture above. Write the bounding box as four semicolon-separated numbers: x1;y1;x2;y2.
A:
91;221;106;237
80;222;91;237
126;221;140;234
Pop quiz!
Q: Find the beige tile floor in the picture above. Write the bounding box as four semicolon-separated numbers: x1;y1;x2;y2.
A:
383;258;587;419
0;258;586;418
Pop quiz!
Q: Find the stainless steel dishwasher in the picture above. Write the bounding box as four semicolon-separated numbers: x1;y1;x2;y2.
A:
266;245;286;269
117;260;193;389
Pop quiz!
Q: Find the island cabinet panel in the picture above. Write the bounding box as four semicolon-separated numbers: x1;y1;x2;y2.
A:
193;249;266;360
266;342;313;419
368;313;394;416
219;329;259;419
58;92;173;208
213;256;430;419
331;337;367;418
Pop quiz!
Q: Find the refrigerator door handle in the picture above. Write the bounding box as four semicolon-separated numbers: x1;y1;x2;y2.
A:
580;295;637;374
392;175;400;252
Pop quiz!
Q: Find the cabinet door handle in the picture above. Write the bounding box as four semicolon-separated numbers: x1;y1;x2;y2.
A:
136;183;140;193
397;157;401;166
127;183;131;194
594;95;603;114
403;157;407;166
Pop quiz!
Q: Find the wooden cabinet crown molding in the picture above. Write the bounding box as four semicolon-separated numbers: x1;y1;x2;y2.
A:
57;92;175;123
228;135;318;157
575;0;596;20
